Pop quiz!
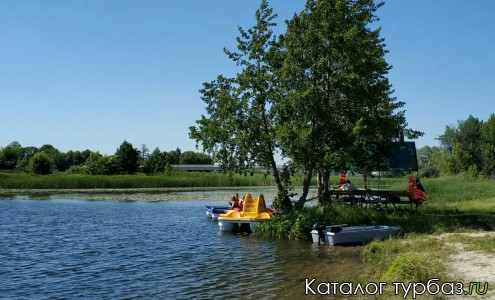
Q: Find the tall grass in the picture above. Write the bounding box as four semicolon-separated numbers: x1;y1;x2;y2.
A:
0;171;276;189
361;237;447;284
256;175;495;240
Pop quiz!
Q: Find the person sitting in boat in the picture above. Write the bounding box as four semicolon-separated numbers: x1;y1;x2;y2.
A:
238;195;245;210
342;180;358;191
228;195;237;209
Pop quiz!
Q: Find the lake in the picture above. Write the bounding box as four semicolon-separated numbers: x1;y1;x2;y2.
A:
0;189;364;299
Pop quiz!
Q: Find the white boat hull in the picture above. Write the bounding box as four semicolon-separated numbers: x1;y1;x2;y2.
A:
311;225;401;245
206;211;221;220
218;220;261;232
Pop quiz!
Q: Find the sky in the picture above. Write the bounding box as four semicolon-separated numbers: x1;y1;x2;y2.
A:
1;0;495;159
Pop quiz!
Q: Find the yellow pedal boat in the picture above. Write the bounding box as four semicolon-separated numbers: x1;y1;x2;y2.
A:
218;193;274;232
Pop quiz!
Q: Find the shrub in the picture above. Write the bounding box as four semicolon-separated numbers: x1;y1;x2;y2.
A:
419;165;439;178
66;165;85;174
15;158;30;173
30;152;54;175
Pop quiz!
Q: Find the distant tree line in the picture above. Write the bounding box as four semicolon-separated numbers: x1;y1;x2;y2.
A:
417;114;495;178
0;141;212;175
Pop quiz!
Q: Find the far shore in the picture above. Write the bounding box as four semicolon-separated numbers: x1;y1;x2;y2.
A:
0;186;276;194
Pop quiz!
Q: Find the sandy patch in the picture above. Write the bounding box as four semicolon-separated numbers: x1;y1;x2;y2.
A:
437;232;495;299
448;245;495;282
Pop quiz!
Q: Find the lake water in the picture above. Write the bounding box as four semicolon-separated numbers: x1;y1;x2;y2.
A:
0;190;363;299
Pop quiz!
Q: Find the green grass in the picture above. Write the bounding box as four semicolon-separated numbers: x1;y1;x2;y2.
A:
444;234;495;254
255;175;495;298
0;171;277;189
255;174;495;239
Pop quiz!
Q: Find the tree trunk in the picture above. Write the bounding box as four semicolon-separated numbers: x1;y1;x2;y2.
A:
270;154;284;193
317;171;324;197
317;170;331;205
323;170;330;193
260;106;284;195
295;166;313;210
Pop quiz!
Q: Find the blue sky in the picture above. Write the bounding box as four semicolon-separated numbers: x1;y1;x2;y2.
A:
1;0;494;158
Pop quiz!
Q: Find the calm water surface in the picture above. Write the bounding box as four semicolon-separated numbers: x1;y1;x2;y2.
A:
0;191;363;299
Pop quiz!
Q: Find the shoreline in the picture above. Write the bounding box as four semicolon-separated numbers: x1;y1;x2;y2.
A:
0;186;281;194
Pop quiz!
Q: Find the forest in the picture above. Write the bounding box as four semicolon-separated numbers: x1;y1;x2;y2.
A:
417;114;495;179
0;140;212;175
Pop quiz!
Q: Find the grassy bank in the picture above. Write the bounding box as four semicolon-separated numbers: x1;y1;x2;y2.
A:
0;171;280;189
256;175;495;298
257;175;495;239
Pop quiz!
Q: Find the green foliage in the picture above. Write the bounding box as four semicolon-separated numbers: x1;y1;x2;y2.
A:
168;148;181;164
139;144;149;162
114;140;140;174
30;152;54;175
21;146;38;160
436;125;456;155
190;1;289;200
179;151;212;165
15;158;30;173
144;147;171;174
65;165;85;175
84;152;115;175
433;114;495;178
481;114;495;177
419;165;439;178
36;144;70;171
280;0;422;204
66;150;87;166
417;145;442;169
191;0;421;210
274;165;294;213
0;144;22;169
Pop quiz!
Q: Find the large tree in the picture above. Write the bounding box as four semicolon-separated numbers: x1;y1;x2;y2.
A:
30;152;54;175
143;147;171;174
0;142;22;169
190;1;293;212
191;0;420;211
279;0;420;208
115;140;140;174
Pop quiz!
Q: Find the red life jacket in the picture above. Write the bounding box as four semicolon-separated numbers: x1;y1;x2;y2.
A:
406;176;427;207
338;173;346;191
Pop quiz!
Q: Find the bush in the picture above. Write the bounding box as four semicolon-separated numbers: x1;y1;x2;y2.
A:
0;145;22;169
15;158;30;173
419;165;439;178
30;152;54;175
66;165;85;174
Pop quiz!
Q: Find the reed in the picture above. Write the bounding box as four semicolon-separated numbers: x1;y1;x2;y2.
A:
0;172;276;189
